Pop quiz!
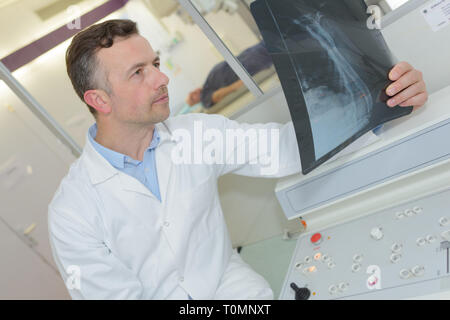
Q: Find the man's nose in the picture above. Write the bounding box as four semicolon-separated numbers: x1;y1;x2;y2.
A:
155;68;169;88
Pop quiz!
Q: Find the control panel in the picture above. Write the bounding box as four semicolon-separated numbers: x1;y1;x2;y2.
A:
280;188;450;300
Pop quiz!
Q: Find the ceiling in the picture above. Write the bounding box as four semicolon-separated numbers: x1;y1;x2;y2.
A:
0;0;107;58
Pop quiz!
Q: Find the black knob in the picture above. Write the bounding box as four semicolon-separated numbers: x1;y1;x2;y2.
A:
290;282;311;300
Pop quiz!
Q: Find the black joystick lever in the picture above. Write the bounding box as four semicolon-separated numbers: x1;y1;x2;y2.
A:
290;282;311;300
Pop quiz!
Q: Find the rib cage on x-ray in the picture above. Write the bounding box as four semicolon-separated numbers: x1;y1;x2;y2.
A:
291;12;373;158
250;0;413;174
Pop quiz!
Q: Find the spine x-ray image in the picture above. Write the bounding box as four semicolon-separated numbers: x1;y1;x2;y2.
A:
251;0;413;174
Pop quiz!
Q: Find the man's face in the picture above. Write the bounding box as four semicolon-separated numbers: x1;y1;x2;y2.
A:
96;34;170;125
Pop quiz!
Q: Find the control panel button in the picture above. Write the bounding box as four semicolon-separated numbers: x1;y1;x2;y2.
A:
390;253;402;263
370;227;383;240
416;237;426;246
303;266;317;274
399;269;412;279
295;262;304;270
351;263;361;273
395;211;405;219
310;233;322;245
426;235;436;243
391;243;402;253
367;275;379;288
412;265;425;277
304;256;312;263
439;217;450;227
338;282;349;291
353;254;363;263
314;253;322;261
404;209;415;217
328;285;337;295
307;266;317;273
413;206;423;214
327;261;336;269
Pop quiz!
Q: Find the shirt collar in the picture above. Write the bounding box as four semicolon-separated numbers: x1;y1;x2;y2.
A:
88;124;160;169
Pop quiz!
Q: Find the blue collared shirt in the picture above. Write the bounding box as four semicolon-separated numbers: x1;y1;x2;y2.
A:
88;124;162;202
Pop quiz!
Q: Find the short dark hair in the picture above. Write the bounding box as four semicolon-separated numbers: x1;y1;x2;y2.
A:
65;19;139;116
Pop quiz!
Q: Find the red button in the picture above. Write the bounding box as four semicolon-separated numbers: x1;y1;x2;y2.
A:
310;233;322;245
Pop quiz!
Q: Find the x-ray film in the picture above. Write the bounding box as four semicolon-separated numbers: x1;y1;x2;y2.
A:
250;0;413;174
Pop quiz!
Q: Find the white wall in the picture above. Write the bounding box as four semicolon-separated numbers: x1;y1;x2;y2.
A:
381;0;450;94
0;80;73;299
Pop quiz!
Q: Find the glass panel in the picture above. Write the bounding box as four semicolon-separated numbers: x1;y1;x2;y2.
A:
159;3;255;116
190;0;281;96
135;0;265;116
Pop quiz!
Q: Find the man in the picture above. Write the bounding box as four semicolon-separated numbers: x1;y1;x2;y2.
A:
186;41;273;109
48;19;427;300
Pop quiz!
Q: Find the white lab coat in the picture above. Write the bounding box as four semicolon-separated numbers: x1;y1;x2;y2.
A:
48;113;302;299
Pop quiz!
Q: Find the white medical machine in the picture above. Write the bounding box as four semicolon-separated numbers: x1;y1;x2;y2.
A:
276;0;450;299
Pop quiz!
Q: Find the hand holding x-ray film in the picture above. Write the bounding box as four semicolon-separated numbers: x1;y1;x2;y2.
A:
251;0;419;174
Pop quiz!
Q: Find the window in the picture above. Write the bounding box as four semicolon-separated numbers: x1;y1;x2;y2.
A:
190;0;281;98
365;0;414;14
385;0;412;10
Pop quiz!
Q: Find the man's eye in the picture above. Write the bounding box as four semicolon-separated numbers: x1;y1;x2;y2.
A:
154;63;160;69
134;68;142;75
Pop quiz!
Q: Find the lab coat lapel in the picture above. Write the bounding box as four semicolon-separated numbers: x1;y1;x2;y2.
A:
155;124;174;205
118;172;155;198
119;122;174;202
84;122;175;203
116;147;172;203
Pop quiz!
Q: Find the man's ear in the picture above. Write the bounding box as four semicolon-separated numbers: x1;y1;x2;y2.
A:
84;89;112;115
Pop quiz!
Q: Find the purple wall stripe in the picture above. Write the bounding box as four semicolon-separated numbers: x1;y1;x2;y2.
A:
1;0;129;72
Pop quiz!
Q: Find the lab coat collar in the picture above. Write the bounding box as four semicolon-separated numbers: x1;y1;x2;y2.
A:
88;124;162;169
82;121;175;187
87;124;127;169
155;121;174;145
83;133;119;185
116;121;174;202
153;121;174;203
